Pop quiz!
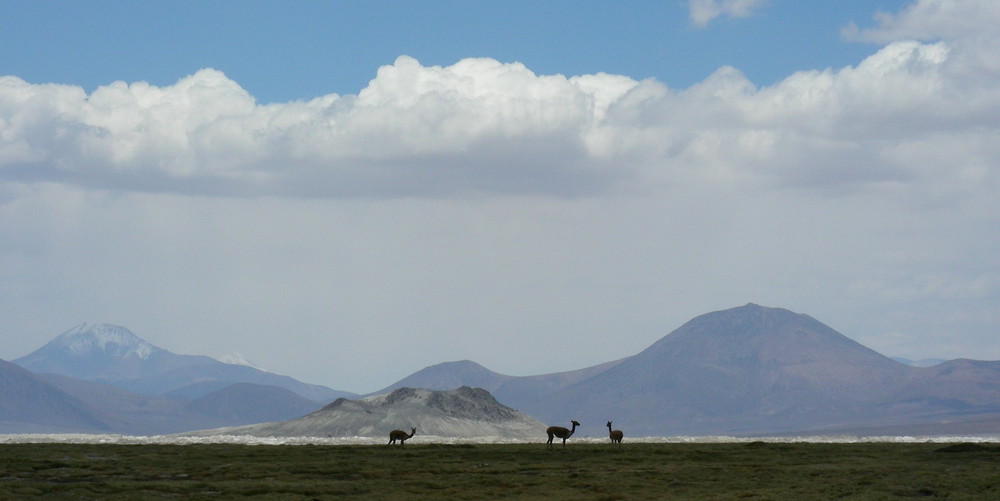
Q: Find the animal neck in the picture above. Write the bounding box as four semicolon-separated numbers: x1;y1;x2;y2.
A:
568;423;577;436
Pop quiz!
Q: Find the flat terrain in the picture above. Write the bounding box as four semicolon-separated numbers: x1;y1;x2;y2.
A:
1;441;998;499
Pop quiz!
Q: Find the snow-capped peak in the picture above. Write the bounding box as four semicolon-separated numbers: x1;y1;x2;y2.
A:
216;352;273;373
51;323;159;360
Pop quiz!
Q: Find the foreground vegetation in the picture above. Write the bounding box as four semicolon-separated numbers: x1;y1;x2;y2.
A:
1;441;998;499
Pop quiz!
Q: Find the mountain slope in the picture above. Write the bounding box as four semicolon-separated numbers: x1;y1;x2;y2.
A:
38;373;209;435
595;303;910;405
0;359;116;433
189;386;547;439
491;357;627;412
184;383;323;425
38;374;326;434
14;323;353;402
885;359;1000;417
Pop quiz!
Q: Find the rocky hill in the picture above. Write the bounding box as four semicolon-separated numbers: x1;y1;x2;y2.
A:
190;386;548;439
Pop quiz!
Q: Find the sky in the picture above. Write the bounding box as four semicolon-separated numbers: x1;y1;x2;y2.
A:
2;0;999;394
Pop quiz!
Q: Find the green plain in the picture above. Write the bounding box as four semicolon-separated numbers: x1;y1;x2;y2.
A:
1;441;998;499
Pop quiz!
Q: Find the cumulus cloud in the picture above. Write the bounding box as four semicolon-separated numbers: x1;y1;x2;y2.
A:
4;1;1000;203
688;0;768;27
0;57;645;198
3;24;999;202
843;0;1000;43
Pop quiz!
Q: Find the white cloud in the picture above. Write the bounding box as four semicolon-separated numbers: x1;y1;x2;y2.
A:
0;57;645;198
843;0;1000;43
688;0;768;27
4;28;998;201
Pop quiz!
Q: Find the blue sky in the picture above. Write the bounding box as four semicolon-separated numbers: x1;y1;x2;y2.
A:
5;0;908;101
2;0;999;393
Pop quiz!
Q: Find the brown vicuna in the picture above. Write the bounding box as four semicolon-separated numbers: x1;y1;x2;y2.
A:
545;420;580;449
388;427;416;447
607;421;623;445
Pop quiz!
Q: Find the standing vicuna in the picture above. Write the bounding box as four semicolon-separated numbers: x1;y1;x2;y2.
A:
607;421;623;445
388;427;416;447
545;420;580;449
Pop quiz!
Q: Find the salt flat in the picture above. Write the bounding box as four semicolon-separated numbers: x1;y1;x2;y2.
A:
3;433;998;446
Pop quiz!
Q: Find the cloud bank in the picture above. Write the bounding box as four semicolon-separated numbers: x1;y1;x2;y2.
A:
2;17;998;202
1;58;635;198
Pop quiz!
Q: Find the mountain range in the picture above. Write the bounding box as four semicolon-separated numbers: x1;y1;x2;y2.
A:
364;304;1000;436
4;304;1000;437
4;323;354;434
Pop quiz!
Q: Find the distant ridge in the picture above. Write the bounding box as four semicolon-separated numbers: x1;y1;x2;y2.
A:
184;383;322;425
0;359;115;433
371;357;628;412
36;373;324;435
369;360;512;395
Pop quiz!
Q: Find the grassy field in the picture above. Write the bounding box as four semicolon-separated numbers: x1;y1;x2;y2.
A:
1;441;998;499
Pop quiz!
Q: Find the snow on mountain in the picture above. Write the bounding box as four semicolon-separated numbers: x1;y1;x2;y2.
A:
14;323;355;405
892;357;947;367
215;352;272;373
49;323;160;360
